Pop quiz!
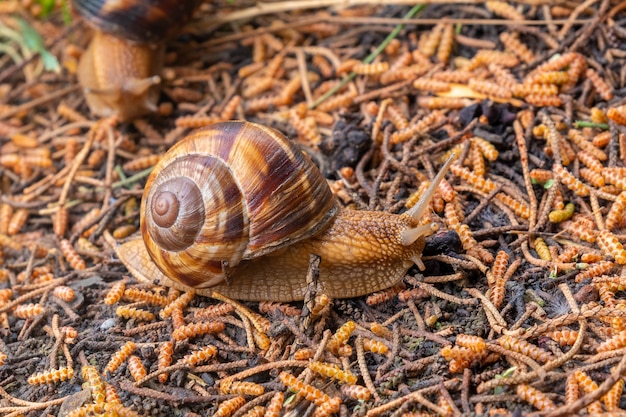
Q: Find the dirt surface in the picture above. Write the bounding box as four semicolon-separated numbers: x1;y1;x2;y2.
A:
2;1;626;416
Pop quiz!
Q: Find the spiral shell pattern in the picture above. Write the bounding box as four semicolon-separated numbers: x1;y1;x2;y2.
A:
141;121;337;288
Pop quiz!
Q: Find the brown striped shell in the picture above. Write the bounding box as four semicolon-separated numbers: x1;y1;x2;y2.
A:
141;121;338;289
72;0;200;44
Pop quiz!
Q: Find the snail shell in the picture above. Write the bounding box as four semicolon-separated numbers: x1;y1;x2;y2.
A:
141;121;337;288
73;0;199;44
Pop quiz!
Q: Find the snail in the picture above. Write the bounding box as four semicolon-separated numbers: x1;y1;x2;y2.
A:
113;121;455;302
72;0;200;121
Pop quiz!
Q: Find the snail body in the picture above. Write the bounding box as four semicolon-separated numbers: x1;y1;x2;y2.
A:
115;121;454;301
73;0;199;121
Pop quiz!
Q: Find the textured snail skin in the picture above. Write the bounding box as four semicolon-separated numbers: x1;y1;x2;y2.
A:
73;0;199;121
114;121;452;302
77;31;163;121
117;210;426;301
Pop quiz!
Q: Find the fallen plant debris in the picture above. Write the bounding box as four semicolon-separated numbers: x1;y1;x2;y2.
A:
3;0;626;416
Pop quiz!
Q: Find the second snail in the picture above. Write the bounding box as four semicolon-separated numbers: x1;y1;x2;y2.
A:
72;0;201;121
112;121;455;302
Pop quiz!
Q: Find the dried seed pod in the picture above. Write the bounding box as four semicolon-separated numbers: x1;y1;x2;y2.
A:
341;384;371;401
586;68;613;101
214;396;246;417
53;207;69;238
534;238;552;261
456;334;487;353
157;341;173;383
116;306;155;321
581;253;603;264
576;261;614;282
278;371;330;406
352;62;389;75
607;107;626;126
511;83;559;98
123;288;167;306
526;94;564;107
385;104;409;130
575;370;600;397
241;406;265;417
220;95;241;121
525;71;569;85
436;24;454;63
183;345;218;367
14;303;45;318
258;301;301;316
309;361;358;385
603;375;624;411
545;329;578;346
556;247;578;263
72;208;101;237
366;283;405;305
471;137;498;161
221;381;264;396
516;384;556;411
593;130;611;147
432;69;474;83
170;306;185;329
7;208;28;236
489;251;509;287
499;32;534;63
606;193;626;230
81;365;105;404
597;230;626;264
160;291;194;319
59;239;86;270
172;321;225;341
419;22;445;57
104;282;126;305
28;366;74;385
565;373;579;404
603;169;626;190
53;286;76;302
498;335;553;363
468;79;512;99
263;392;284;417
289;113;322;147
579;168;605;188
0;203;12;235
105;341;136;374
60;326;78;343
569;129;607;161
471;50;519;68
194;303;235;319
87;148;107;168
362;338;389;354
553;164;590;197
417;96;471;109
327;321;356;355
490;274;507;309
450;164;496;193
530;169;553;185
312;397;341;417
565;217;598;244
122;154;161;172
127;355;147;382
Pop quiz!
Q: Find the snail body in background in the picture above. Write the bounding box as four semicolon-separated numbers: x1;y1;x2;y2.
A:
115;121;454;302
72;0;199;121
